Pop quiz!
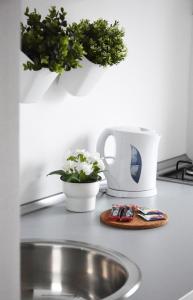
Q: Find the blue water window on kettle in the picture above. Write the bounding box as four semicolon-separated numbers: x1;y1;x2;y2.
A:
130;145;142;183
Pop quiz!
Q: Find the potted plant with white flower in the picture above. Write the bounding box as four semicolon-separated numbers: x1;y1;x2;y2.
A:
48;150;105;212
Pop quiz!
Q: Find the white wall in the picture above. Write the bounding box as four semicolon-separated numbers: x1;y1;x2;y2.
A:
20;0;193;203
187;17;193;161
0;0;20;299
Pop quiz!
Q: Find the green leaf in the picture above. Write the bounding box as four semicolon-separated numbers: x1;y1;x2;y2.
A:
47;170;65;176
40;56;49;64
66;174;80;183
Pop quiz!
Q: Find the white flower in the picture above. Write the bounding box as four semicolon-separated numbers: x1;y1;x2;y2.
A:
97;159;105;171
62;149;105;180
76;162;93;175
63;160;77;173
74;149;89;157
87;152;105;172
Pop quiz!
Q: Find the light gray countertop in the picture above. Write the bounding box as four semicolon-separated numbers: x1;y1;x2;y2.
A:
21;181;193;300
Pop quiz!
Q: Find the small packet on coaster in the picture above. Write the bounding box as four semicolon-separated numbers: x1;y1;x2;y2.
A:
109;204;123;221
137;207;164;215
119;206;134;222
109;205;135;222
138;213;166;221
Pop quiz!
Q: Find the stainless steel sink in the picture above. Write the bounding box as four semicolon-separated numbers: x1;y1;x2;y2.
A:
21;240;141;300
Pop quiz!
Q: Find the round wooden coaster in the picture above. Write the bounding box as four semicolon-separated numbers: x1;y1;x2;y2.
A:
100;209;168;230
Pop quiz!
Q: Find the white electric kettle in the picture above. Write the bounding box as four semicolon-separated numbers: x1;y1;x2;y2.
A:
97;127;160;197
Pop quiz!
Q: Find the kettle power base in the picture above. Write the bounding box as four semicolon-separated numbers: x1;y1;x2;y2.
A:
106;187;157;198
100;210;168;230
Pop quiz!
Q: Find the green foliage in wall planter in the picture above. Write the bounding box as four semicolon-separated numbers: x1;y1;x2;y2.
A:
21;7;85;74
68;19;127;67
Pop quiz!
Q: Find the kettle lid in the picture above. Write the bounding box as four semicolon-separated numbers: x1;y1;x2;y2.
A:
111;126;159;136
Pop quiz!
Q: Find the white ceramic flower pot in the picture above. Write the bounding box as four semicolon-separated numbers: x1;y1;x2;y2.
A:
63;181;100;212
59;57;106;97
20;52;58;103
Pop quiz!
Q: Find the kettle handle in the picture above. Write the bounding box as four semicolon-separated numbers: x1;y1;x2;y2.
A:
97;128;115;165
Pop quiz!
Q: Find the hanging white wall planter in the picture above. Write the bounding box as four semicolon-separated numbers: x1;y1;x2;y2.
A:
20;52;58;103
59;57;106;97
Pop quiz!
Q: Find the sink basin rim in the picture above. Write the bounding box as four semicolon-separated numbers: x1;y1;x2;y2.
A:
21;239;142;300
